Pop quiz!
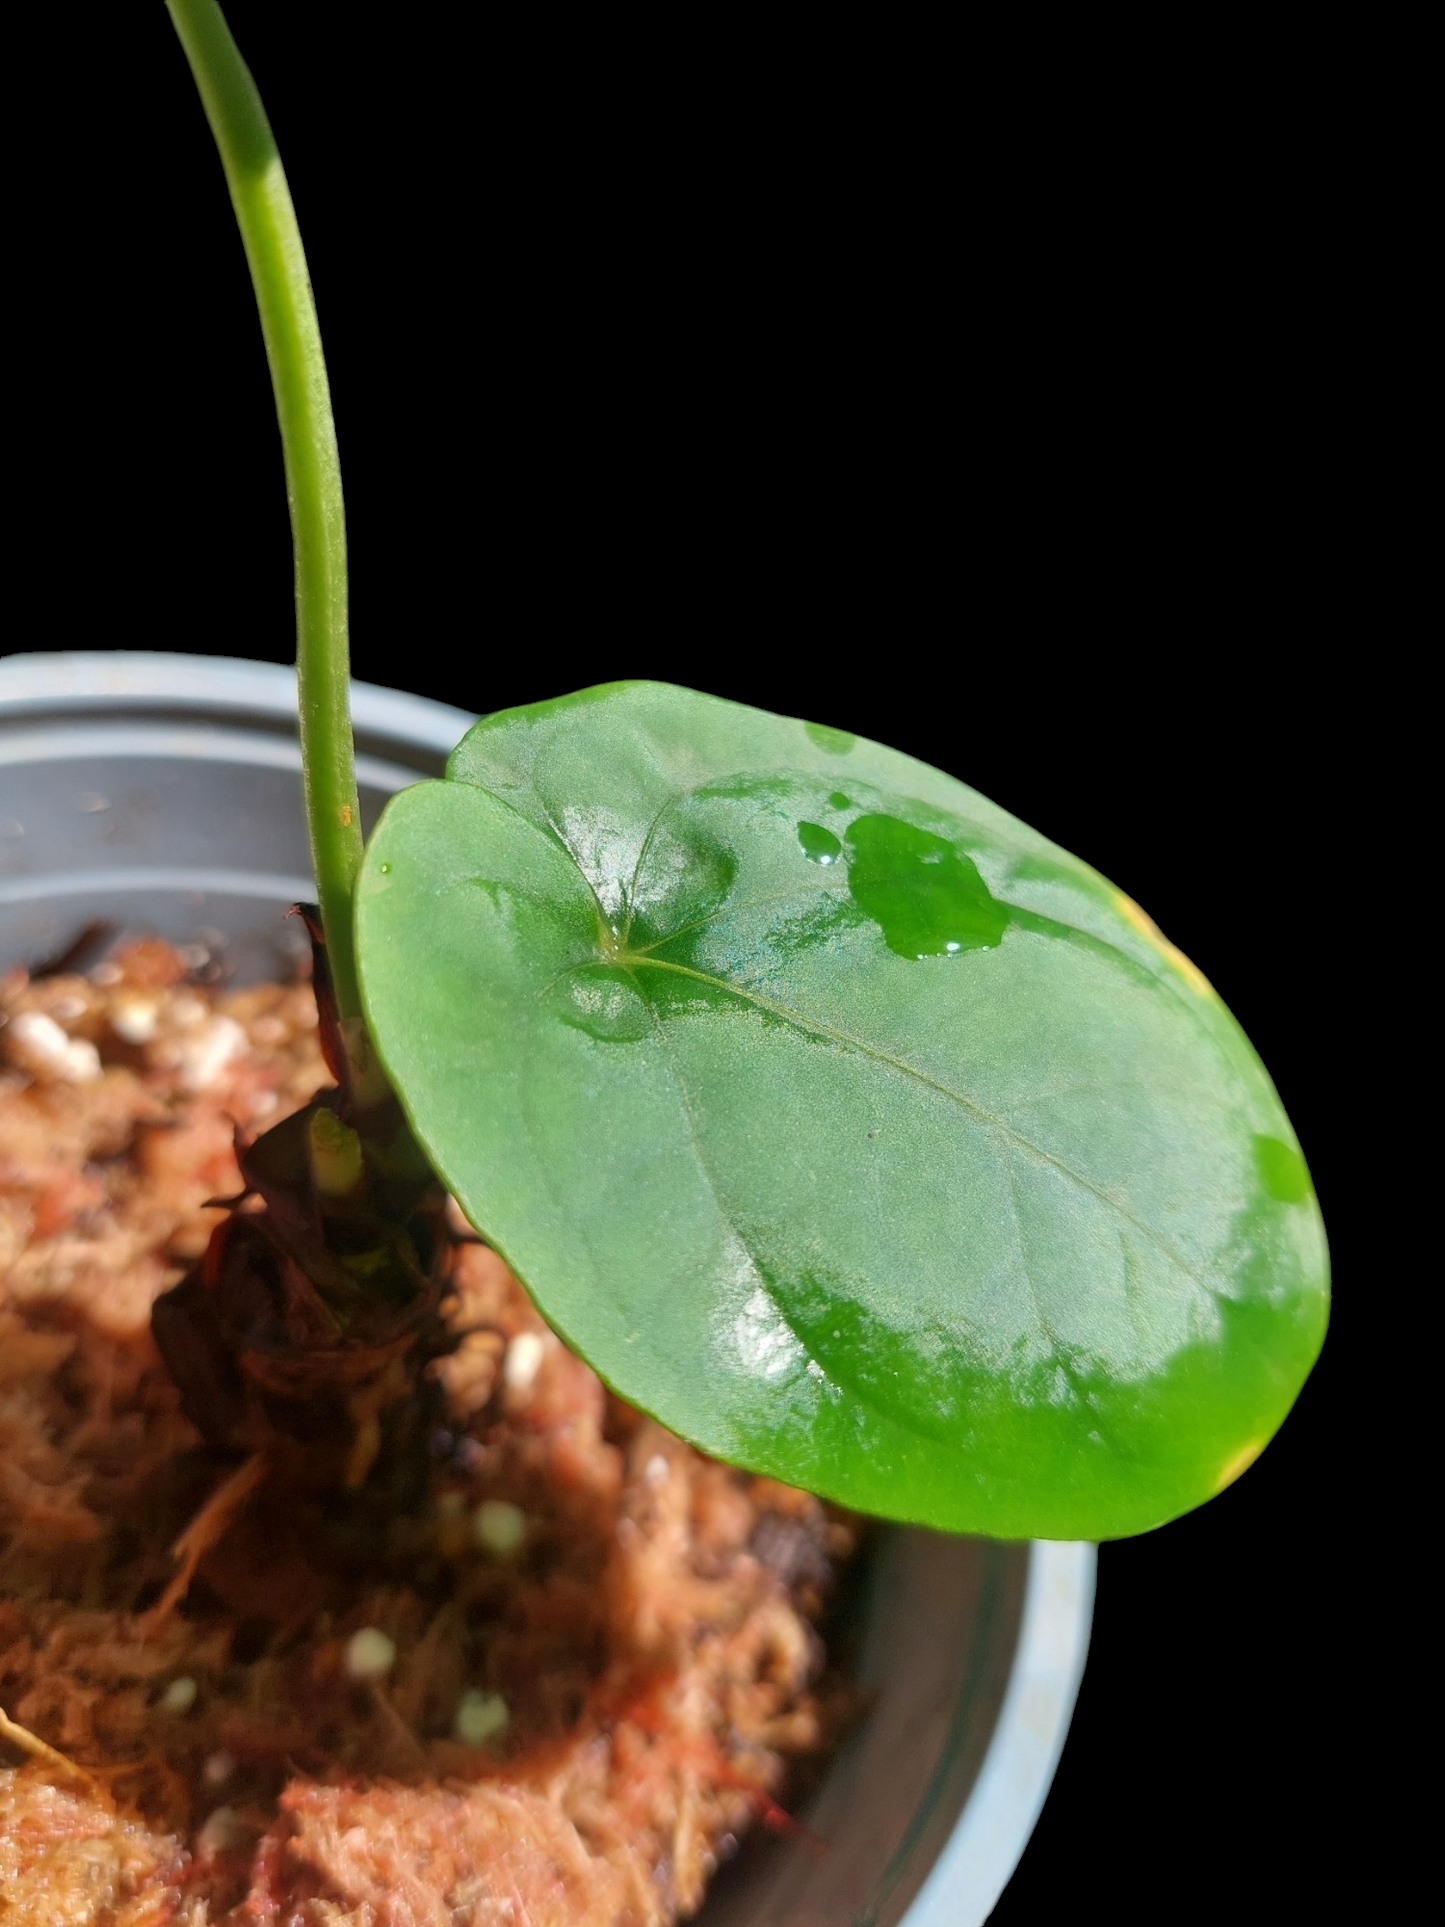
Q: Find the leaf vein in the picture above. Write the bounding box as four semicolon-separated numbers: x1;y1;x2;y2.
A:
630;955;1199;1283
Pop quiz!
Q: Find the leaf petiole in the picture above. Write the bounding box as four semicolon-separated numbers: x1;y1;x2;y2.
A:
165;0;377;1091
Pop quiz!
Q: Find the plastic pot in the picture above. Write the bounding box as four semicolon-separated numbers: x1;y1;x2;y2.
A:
0;651;1095;1926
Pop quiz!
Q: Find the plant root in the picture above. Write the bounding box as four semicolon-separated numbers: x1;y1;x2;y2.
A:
142;1451;267;1632
0;1702;109;1801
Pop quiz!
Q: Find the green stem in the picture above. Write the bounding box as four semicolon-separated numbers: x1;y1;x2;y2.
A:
165;0;367;1053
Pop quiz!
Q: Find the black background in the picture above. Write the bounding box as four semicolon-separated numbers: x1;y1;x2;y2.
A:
19;7;1353;1920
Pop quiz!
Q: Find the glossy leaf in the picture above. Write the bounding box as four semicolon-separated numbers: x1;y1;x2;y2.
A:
355;683;1327;1539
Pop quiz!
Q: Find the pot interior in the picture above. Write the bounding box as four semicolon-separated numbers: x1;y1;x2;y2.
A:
0;657;1079;1927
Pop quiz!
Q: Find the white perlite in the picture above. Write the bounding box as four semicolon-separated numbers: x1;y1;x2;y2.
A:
4;1011;102;1084
473;1500;527;1555
195;1806;246;1854
176;1015;247;1092
344;1627;397;1681
503;1331;545;1393
453;1690;509;1745
110;994;159;1043
158;1676;198;1714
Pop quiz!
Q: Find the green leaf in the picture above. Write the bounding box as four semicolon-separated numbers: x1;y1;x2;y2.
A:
355;683;1327;1539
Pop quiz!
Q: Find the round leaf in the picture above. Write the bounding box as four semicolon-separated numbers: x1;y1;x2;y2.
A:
356;683;1327;1539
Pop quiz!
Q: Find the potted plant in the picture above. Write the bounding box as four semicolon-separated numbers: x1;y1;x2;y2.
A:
0;5;1328;1921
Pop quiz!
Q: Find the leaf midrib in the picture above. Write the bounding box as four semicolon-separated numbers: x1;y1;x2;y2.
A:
625;954;1200;1285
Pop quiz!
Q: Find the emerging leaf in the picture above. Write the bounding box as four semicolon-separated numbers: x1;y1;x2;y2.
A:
356;683;1327;1538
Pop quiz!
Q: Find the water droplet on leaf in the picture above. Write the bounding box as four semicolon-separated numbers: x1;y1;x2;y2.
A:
797;821;843;864
844;814;1008;959
1253;1134;1311;1204
805;721;857;754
